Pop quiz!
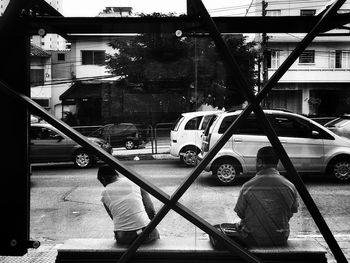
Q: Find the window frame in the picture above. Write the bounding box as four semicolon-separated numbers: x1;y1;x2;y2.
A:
81;50;106;65
300;9;316;16
299;50;315;64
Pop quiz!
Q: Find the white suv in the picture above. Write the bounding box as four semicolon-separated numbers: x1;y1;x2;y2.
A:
170;110;222;166
199;109;350;185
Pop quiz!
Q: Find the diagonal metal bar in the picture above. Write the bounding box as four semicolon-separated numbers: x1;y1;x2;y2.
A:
192;0;348;262
0;79;262;263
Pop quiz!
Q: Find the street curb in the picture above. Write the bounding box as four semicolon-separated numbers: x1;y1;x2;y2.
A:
113;153;176;161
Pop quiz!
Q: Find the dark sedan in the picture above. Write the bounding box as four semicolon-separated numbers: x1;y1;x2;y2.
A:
89;123;147;149
30;123;113;168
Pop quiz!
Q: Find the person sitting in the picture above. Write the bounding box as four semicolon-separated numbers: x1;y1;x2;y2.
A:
97;164;160;245
233;146;299;247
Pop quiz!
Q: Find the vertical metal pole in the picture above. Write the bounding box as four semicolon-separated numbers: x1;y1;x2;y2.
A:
261;0;269;106
0;28;31;256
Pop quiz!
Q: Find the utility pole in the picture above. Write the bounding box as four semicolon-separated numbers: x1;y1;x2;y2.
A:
261;0;269;104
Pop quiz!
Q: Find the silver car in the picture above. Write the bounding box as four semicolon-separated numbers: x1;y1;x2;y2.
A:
324;115;350;139
199;110;350;185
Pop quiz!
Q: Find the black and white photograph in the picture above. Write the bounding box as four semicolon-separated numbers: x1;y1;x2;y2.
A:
1;0;350;262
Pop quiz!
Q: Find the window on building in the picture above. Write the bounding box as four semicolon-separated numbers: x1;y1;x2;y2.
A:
330;50;350;68
30;69;44;86
300;9;316;16
267;50;280;68
266;9;281;16
57;53;65;61
335;50;342;68
81;50;106;65
299;50;315;64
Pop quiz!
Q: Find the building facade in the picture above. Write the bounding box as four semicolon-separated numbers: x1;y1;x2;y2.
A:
255;0;350;116
30;0;68;50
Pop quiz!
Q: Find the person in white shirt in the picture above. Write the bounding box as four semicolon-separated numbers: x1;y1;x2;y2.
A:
97;165;160;245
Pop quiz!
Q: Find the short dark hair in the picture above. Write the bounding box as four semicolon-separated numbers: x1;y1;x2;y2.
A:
257;146;279;166
97;164;118;181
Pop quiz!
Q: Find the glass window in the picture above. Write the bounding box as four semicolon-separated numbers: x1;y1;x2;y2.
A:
31;127;60;140
184;116;203;130
266;9;281;16
335;50;342;68
272;115;313;138
218;115;238;134
268;50;280;68
82;50;106;65
299;50;315;64
172;116;184;131
30;69;44;86
201;114;215;130
218;115;265;135
57;53;65;61
237;116;265;135
300;9;316;16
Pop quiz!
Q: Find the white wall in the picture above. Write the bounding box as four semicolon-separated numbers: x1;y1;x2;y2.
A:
70;38;117;79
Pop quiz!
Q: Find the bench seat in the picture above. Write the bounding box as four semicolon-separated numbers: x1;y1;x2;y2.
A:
55;237;327;263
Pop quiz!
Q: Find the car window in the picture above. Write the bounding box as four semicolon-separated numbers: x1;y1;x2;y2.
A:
185;116;203;130
218;115;237;134
218;114;266;135
201;115;215;130
203;115;219;136
31;127;61;140
238;116;265;135
112;124;134;133
272;115;314;138
172;116;184;131
325;118;350;128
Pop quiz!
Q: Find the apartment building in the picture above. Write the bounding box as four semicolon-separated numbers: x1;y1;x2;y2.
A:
255;0;350;116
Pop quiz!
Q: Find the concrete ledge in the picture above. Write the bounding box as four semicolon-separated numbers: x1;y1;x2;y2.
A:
55;238;327;263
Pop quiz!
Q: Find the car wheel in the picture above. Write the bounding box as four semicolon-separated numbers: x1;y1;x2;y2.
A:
125;140;135;150
331;158;350;182
180;147;198;166
213;160;239;185
73;149;92;168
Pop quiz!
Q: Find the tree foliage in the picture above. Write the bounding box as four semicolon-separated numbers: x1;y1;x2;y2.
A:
105;14;258;110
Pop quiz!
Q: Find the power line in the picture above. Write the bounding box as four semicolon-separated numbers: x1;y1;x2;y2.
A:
31;74;119;88
245;0;256;16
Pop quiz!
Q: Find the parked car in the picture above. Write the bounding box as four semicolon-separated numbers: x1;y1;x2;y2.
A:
89;123;147;149
324;114;350;139
199;109;350;185
30;123;113;168
170;110;223;166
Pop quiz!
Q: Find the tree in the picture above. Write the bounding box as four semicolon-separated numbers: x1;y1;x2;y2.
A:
105;13;257;110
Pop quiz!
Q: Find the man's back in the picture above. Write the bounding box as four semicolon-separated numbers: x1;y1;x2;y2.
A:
234;168;298;246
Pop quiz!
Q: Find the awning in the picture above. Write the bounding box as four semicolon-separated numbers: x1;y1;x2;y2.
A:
60;81;102;101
